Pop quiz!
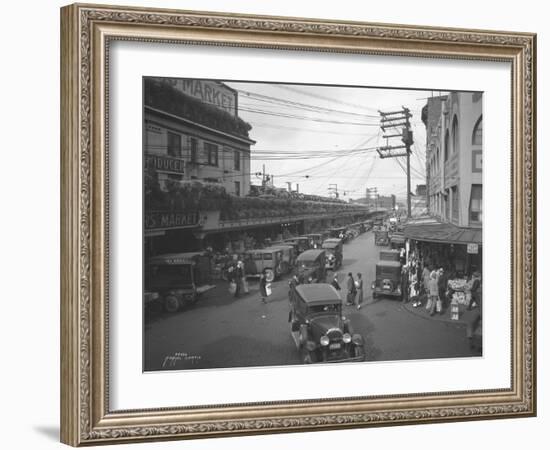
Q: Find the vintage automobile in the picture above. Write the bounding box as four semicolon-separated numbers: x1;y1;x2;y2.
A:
321;239;343;270
379;249;400;262
295;249;327;284
303;233;325;249
284;237;310;254
146;252;215;313
243;247;284;282
374;229;390;246
328;226;348;241
371;260;403;300
390;232;406;249
289;283;365;364
271;244;296;274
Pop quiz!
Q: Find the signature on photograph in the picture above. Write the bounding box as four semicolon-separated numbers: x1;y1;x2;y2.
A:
162;352;202;368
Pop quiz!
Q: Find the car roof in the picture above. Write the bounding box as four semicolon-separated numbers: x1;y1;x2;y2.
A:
376;261;402;268
296;249;325;261
323;238;342;243
245;247;280;254
322;242;340;249
296;284;342;304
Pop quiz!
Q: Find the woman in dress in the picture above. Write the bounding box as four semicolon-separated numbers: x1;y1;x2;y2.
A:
259;269;268;304
346;272;356;306
355;273;364;310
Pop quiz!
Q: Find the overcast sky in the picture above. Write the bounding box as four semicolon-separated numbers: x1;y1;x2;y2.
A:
225;81;445;201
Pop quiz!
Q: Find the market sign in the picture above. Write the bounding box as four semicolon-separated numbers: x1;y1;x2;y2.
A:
145;212;200;230
161;78;237;117
467;243;479;254
145;154;185;174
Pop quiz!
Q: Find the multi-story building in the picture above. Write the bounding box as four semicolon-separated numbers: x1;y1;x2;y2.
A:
424;93;482;228
144;77;254;197
404;92;482;274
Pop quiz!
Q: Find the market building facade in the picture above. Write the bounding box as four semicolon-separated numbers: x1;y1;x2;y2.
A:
143;78;372;257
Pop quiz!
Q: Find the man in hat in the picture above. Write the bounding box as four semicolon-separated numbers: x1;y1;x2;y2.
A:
467;271;481;310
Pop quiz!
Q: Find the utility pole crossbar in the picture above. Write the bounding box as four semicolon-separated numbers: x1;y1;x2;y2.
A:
377;107;414;218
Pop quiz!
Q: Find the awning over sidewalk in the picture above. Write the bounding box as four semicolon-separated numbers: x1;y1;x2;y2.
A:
404;219;482;245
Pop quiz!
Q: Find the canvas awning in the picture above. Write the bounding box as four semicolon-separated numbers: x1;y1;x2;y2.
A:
404;219;482;245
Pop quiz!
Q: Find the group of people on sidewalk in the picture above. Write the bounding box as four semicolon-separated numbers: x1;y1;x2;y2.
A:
330;272;364;310
402;259;481;315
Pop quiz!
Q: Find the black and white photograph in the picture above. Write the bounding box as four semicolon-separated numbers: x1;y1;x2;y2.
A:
143;77;483;372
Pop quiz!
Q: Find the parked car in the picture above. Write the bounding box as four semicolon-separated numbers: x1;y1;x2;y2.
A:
374;230;390;246
145;252;215;313
363;220;374;231
284;237;310;254
321;239;343;270
328;226;348;241
379;249;400;262
371;260;403;300
289;283;365;364
303;233;325;249
294;249;327;284
390;232;406;250
243;247;284;282
271;244;296;274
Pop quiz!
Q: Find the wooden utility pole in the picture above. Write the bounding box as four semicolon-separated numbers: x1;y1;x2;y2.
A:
377;107;414;218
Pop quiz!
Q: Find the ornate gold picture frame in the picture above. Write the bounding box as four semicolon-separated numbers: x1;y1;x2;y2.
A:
60;3;536;446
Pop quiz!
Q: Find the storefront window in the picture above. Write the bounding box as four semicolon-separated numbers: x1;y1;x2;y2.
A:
167;131;181;157
472;116;482;145
444;130;450;161
204;142;218;166
469;184;482;225
452;186;459;222
451;115;459;154
190;137;198;163
234;149;240;170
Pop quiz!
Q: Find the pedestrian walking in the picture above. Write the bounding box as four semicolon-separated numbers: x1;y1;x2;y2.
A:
259;270;268;304
399;247;406;266
467;271;481;310
422;264;431;305
237;260;248;294
437;267;447;312
355;273;364;309
401;264;409;303
428;270;439;316
331;273;341;295
346;272;356;306
233;261;243;298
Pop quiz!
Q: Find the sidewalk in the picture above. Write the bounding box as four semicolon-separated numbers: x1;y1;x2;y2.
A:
402;299;481;326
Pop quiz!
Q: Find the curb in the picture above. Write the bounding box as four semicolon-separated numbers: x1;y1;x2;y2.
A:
401;301;479;326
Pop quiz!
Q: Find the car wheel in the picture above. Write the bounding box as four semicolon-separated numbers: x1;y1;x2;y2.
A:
354;346;365;361
164;295;179;313
265;268;275;282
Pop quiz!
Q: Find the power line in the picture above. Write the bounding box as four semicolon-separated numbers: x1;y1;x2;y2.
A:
236;89;380;118
238;106;380;126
